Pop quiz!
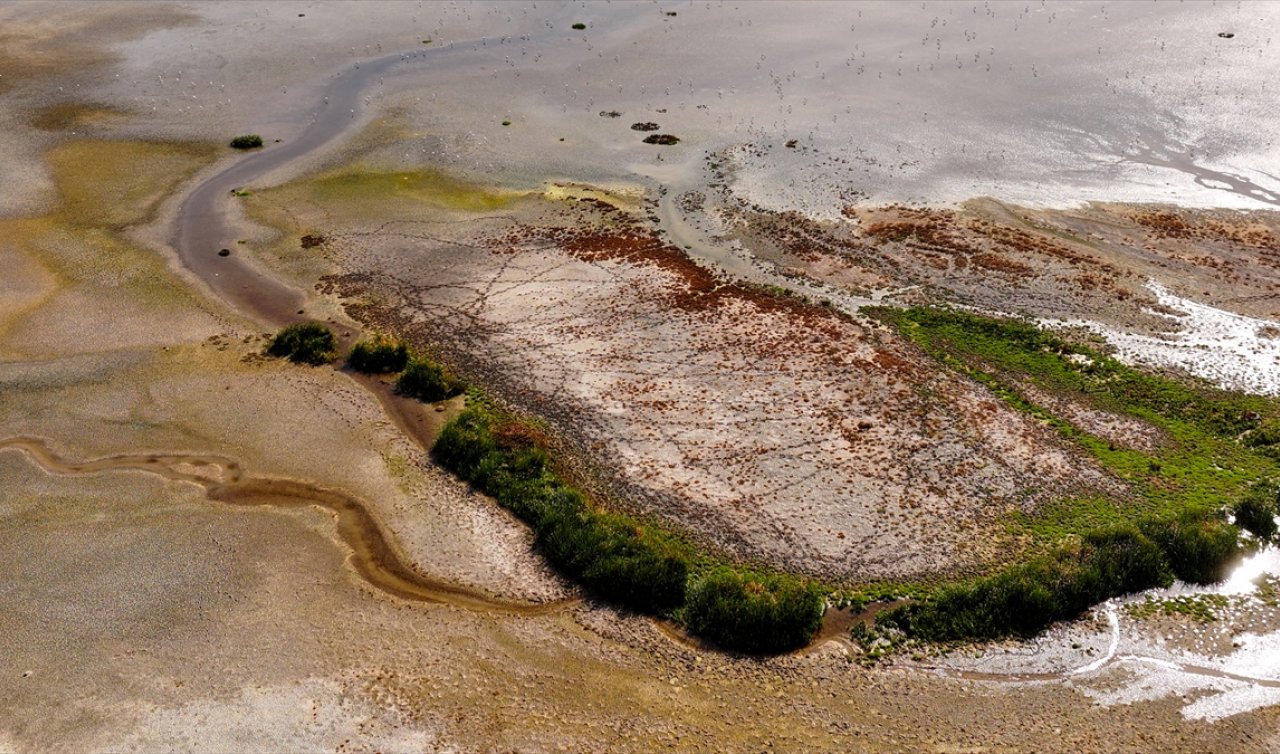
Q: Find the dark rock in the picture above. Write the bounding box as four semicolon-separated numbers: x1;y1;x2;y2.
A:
217;248;231;257
300;234;327;249
1218;31;1235;38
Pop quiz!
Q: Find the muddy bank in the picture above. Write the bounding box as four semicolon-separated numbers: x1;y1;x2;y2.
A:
0;436;564;614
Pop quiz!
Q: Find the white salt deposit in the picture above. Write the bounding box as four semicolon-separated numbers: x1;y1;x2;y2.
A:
1049;280;1280;396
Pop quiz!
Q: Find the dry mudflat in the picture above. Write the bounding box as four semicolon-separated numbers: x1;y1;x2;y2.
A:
252;161;1116;581
3;2;1280;752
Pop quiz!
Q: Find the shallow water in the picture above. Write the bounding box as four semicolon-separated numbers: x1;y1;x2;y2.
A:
377;0;1280;213
1050;280;1280;396
81;1;1277;223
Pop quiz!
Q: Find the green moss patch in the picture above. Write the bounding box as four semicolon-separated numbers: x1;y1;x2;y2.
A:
347;334;409;374
306;168;513;213
864;306;1280;643
433;398;825;651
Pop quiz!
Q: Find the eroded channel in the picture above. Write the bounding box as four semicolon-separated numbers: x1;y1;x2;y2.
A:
0;436;569;616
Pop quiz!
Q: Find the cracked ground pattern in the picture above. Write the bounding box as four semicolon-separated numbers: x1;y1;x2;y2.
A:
292;196;1120;581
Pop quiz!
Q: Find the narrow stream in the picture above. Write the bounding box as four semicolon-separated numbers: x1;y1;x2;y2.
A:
0;436;570;615
171;33;556;325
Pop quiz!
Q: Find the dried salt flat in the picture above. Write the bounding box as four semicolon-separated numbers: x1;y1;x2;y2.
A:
1073;544;1280;721
1047;280;1280;396
1080;664;1280;723
1076;622;1280;723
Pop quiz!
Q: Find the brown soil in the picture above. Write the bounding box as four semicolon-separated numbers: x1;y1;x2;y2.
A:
296;192;1118;581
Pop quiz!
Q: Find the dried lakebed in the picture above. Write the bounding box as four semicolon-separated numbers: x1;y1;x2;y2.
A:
0;436;565;615
4;1;1280;749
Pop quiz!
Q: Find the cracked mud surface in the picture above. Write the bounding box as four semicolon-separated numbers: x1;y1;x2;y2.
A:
302;194;1116;580
4;1;1280;751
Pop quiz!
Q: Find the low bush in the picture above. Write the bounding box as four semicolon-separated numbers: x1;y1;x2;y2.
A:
684;567;825;654
433;403;500;478
229;134;264;149
434;404;690;614
435;401;829;649
881;526;1172;642
347;335;409;374
1141;513;1241;584
266;322;336;365
396;356;463;402
1245;420;1280;449
1234;481;1279;542
540;507;689;612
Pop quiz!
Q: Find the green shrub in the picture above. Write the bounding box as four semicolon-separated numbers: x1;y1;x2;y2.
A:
1234;482;1279;542
540;507;689;612
266;323;336;365
346;335;409;374
229;134;264;149
881;526;1172;642
685;567;825;653
1141;513;1241;584
396;356;463;402
436;403;841;649
433;404;689;614
433;405;500;480
571;22;586;30
861;305;1267;644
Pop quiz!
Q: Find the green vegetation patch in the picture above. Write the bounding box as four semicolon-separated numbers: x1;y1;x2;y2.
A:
266;322;336;365
685;567;826;653
229;134;264;150
880;526;1172;641
1126;593;1231;623
1140;513;1241;585
1258;575;1280;607
307;168;512;212
434;402;690;613
433;399;826;651
864;305;1280;643
347;334;410;374
396;355;464;402
873;306;1280;530
1233;480;1280;542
